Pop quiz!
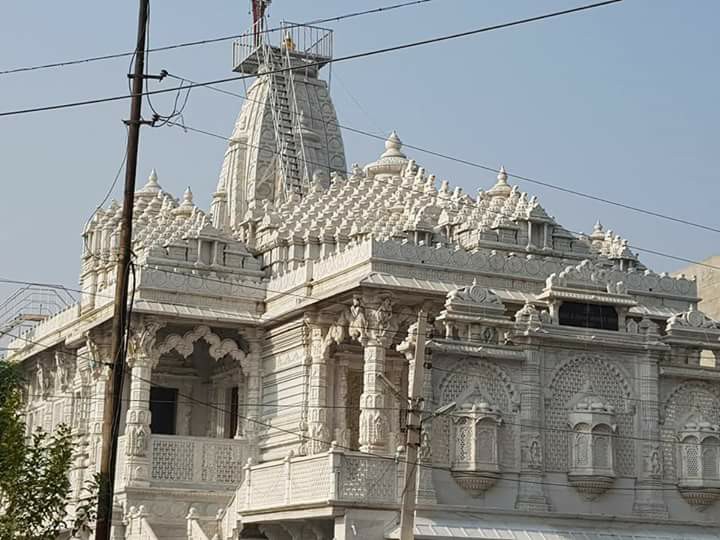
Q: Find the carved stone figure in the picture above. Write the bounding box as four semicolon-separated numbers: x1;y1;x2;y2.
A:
348;295;366;342
529;439;543;468
54;351;70;392
135;426;148;456
36;361;48;398
650;450;661;475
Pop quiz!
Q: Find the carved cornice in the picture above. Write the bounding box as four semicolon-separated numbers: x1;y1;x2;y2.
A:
660;365;720;381
428;339;525;362
664;308;720;348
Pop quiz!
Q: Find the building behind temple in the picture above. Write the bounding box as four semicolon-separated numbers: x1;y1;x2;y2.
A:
5;10;720;540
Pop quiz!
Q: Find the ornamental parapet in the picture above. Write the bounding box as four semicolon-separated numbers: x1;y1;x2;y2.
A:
236;444;401;515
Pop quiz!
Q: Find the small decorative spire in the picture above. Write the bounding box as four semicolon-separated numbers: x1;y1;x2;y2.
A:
182;186;193;205
138;168;162;194
173;186;195;216
488;165;512;198
497;166;508;183
381;130;406;159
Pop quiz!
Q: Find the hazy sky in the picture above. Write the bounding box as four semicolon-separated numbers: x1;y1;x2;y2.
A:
1;0;718;306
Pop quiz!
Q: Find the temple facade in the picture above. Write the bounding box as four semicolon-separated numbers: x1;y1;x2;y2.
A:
5;17;720;540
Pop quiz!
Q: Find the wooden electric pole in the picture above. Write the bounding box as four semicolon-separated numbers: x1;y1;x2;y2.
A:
399;311;427;540
95;1;150;538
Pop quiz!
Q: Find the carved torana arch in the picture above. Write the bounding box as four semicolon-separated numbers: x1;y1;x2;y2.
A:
157;325;248;370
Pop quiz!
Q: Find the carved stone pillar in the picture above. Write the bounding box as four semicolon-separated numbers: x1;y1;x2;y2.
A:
243;332;263;443
334;358;351;449
359;294;397;455
307;326;331;454
86;334;111;472
515;344;551;511
633;350;668;517
122;322;163;487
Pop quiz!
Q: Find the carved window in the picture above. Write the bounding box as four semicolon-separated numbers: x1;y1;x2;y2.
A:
702;438;719;480
573;424;591;467
558;302;619;331
682;436;701;478
476;424;496;464
567;411;616;499
449;402;502;495
592;425;612;469
677;429;720;507
455;419;471;462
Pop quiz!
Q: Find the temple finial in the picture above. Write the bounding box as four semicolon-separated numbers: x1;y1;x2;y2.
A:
488;165;511;197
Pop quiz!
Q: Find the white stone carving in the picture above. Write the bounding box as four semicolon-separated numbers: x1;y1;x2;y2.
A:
157;325;247;368
676;417;720;509
449;397;503;496
567;381;617;500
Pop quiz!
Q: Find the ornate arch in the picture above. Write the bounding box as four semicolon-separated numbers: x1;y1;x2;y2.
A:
157;325;248;370
438;357;519;413
548;354;634;404
662;381;720;424
435;358;519;469
546;354;635;475
660;380;720;480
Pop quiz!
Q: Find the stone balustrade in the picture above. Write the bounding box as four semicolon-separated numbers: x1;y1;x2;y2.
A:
238;445;401;513
116;434;249;490
149;434;249;488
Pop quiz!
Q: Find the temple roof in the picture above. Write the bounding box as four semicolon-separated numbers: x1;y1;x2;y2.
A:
243;133;638;266
83;170;254;264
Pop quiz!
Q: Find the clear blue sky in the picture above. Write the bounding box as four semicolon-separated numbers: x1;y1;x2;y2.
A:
1;0;718;304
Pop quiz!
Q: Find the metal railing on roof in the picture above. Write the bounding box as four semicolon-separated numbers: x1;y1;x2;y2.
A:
232;20;333;74
0;285;75;357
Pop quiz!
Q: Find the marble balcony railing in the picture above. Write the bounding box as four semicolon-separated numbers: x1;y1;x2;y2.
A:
116;434;250;491
236;444;402;514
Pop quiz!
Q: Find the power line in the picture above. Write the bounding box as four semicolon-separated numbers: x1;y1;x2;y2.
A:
0;324;716;445
0;0;437;77
163;117;720;273
3;281;712;401
4;109;719;345
0;1;622;119
9;330;711;492
166;69;720;237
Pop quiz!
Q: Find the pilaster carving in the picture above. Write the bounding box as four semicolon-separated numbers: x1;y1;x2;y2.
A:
515;345;551;511
123;320;165;486
242;328;263;446
633;351;668;517
306;325;331;454
359;294;398;454
334;358;352;450
85;331;111;471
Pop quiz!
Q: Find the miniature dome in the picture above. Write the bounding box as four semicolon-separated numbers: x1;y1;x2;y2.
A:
364;131;408;177
487;166;512;198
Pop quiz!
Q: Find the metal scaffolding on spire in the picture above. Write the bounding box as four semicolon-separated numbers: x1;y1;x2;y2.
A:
232;3;334;200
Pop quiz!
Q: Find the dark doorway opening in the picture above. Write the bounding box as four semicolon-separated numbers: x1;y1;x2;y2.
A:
150;386;178;435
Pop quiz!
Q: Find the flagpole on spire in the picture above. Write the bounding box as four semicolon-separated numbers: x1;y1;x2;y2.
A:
251;0;271;46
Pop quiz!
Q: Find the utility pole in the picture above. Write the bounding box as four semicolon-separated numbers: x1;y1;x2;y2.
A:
399;310;427;540
95;1;150;539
